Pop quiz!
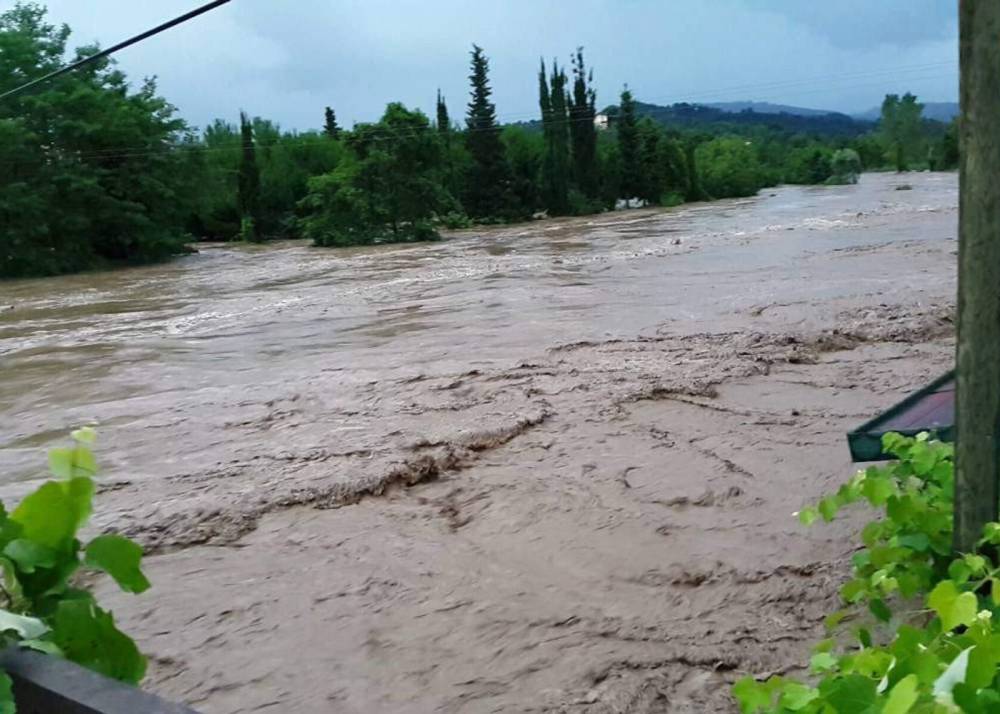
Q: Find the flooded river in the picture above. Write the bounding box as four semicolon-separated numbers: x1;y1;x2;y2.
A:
0;173;958;712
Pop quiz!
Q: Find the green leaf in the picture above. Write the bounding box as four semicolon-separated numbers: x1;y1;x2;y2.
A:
883;674;918;714
0;609;48;640
858;627;873;648
991;578;1000;607
964;554;988;576
818;496;839;522
983;523;1000;545
798;507;818;526
819;673;876;712
779;682;818;710
48;448;75;479
810;651;837;672
11;477;94;551
966;644;998;689
897;533;930;552
869;598;893;623
0;672;14;714
71;427;97;444
861;475;895;506
3;539;56;573
732;676;777;713
85;535;150;594
73;447;97;476
49;599;146;684
928;581;978;632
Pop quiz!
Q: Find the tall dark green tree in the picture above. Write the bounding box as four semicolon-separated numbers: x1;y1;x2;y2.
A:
238;111;262;241
880;92;924;171
436;89;450;134
464;44;515;219
617;87;641;199
568;48;599;200
539;59;571;214
323;106;340;139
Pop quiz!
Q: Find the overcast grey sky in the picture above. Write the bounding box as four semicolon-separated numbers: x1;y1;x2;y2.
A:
33;0;958;132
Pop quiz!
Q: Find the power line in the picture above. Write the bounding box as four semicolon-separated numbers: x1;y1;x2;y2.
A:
0;0;233;102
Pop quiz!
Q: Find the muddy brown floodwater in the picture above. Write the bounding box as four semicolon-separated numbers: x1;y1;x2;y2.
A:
0;172;957;712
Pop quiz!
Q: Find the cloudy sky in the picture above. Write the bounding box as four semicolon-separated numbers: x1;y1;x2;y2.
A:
33;0;958;132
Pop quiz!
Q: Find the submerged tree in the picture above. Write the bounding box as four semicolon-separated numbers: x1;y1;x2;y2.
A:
238;111;262;241
464;44;515;219
301;103;455;246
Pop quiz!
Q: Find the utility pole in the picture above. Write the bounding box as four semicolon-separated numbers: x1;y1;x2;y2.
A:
954;0;1000;553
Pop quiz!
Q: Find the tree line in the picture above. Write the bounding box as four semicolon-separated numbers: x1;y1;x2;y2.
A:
0;3;958;278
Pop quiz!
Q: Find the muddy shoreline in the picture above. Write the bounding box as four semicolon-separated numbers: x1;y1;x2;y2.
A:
0;172;957;712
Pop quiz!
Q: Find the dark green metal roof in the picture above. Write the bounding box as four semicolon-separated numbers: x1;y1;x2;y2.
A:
847;370;955;462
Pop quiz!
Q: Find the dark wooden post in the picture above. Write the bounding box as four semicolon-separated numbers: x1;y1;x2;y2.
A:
955;0;1000;553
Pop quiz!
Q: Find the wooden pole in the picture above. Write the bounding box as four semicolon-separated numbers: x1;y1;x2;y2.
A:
955;0;1000;553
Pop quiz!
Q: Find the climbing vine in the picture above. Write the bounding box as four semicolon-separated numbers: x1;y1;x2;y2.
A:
0;429;148;712
734;433;1000;713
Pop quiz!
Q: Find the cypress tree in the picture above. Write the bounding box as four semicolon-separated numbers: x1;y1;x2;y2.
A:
464;44;514;219
568;47;598;200
544;61;571;214
237;111;262;241
538;60;555;211
617;87;640;200
436;89;450;134
323;106;340;139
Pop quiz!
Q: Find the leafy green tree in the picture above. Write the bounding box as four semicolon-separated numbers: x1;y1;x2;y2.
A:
301;103;455;246
784;145;834;184
880;92;925;172
930;118;959;171
829;148;862;184
323;106;340;139
464;45;516;219
238;111;262;242
502;126;543;214
695;137;765;198
568;48;598;200
617;87;641;199
0;2;194;277
656;133;689;205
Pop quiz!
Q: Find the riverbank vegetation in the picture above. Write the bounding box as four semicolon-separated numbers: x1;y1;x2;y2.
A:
1;3;959;278
735;433;1000;712
0;429;150;712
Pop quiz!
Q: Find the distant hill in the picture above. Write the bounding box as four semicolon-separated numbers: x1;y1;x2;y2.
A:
854;101;958;123
600;101;873;137
704;101;839;117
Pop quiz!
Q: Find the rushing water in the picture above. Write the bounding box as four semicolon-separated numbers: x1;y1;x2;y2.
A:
0;172;956;485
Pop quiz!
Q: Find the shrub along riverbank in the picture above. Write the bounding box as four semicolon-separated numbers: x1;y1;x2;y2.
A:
1;3;957;279
735;434;1000;712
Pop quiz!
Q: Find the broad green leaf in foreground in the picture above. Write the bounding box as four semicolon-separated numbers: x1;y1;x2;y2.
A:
11;477;94;551
49;599;146;684
85;535;151;594
928;581;978;632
